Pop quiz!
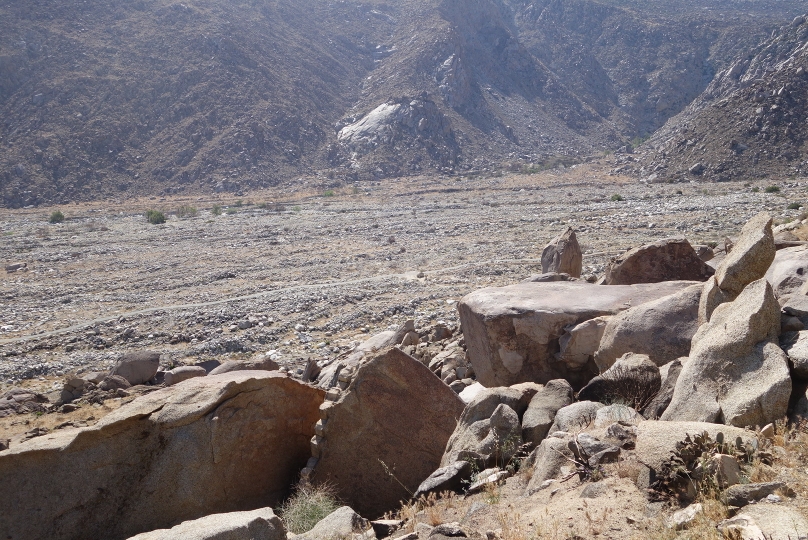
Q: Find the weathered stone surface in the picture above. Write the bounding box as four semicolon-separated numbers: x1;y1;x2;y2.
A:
793;387;808;422
578;353;661;408
594;284;702;370
669;503;702;531
594;404;643;428
643;358;684;419
603;238;713;285
541;228;582;278
164;366;207;386
414;461;473;498
458;281;696;387
312;348;464;518
780;331;808;380
525;437;573;494
765;245;808;297
126;508;285;540
0;388;49;417
662;279;791;426
0;372;324;540
209;357;280;376
548;401;604;433
557;317;609;370
635;421;756;474
721;505;808;540
725;482;788;507
697;276;735;325
111;351;161;385
441;383;541;468
715;213;776;297
296;506;375;540
521;380;574;447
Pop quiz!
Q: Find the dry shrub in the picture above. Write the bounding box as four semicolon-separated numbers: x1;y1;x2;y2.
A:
279;480;340;534
594;365;661;412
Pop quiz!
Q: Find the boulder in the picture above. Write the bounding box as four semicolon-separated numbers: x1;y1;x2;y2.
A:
765;245;808;297
414;461;473;498
548;401;604;433
578;353;661;410
725;482;788;507
440;384;541;468
719;505;808;540
311;348;464;518
643;358;684;419
556;317;609;370
209;357;280;376
635;421;756;474
164;366;207;386
458;281;696;387
111;351;161;385
662;279;791;427
541;228;582;278
780;331;808;380
669;503;702;531
521;380;574;447
99;374;132;391
594;404;643;428
524;436;574;494
792;388;808;422
0;372;324;540
126;508;285;540
700;213;775;323
296;506;375;540
594;284;702;370
602;238;713;285
0;388;49;417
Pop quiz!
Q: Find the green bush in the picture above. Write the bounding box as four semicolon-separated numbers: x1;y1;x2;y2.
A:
176;205;197;218
48;210;65;224
279;482;340;534
225;207;238;215
751;187;760;193
234;199;243;207
293;205;302;212
211;205;222;216
145;210;166;224
323;190;335;197
788;202;802;210
764;185;780;193
610;194;624;202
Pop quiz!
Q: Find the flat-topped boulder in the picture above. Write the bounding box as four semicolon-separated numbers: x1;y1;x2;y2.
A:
458;281;697;388
603;238;714;285
0;371;324;540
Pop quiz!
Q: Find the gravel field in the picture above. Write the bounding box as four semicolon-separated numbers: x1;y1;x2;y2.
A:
1;163;806;392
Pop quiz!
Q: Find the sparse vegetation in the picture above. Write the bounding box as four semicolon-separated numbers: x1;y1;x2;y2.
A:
611;194;624;201
145;209;166;224
225;207;238;215
48;210;65;224
176;205;198;218
323;190;335;197
764;185;781;193
751;186;760;193
788;202;802;210
233;199;243;207
211;205;222;216
279;481;341;534
293;205;302;212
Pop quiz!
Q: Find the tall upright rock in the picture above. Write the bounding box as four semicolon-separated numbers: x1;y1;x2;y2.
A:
541;228;582;278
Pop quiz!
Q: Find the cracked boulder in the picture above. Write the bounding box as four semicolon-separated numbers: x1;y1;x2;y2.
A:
458;281;695;388
0;371;324;540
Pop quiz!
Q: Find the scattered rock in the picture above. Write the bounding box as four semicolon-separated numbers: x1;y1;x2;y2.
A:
126;508;285;540
603;238;713;285
111;351;161;385
725;482;788;507
0;388;49;417
662;279;791;426
669;503;702;530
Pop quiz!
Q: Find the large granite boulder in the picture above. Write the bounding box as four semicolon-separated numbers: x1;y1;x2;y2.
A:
521;380;574;447
111;351;161;385
541;228;582;278
311;348;464;518
594;284;702;370
700;212;775;323
765;245;808;298
0;372;324;540
662;279;791;427
126;508;285;540
602;238;714;285
458;281;696;388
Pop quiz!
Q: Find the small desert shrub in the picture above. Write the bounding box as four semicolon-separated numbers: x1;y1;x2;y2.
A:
751;186;760;193
764;185;781;193
176;205;197;218
225;207;238;215
293;205;302;212
788;202;803;210
611;194;624;201
145;209;166;224
323;190;335;197
234;199;243;207
211;205;222;216
279;481;340;534
48;210;65;224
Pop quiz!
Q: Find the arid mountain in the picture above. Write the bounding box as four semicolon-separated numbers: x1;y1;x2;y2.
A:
636;14;808;183
0;0;805;207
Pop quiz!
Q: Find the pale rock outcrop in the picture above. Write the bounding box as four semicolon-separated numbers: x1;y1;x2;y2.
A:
311;348;464;518
718;505;808;540
126;508;285;540
603;238;713;285
111;351;161;385
699;212;775;323
662;279;791;427
541;228;582;277
0;371;324;540
765;245;808;297
594;284;702;370
458;281;696;387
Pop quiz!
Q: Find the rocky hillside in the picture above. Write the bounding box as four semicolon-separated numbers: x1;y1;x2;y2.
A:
636;14;808;183
1;0;805;207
